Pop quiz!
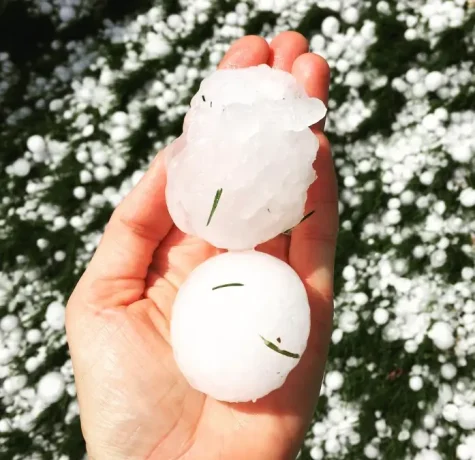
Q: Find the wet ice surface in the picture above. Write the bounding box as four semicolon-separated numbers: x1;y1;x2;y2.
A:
165;64;327;250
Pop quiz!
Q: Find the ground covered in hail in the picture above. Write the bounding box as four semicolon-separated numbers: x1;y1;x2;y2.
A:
0;1;474;459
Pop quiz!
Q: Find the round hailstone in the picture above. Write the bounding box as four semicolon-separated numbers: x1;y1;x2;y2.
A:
165;64;326;250
26;329;42;344
171;250;310;402
424;71;445;92
1;314;19;332
456;444;472;460
144;34;171;59
37;372;65;404
373;307;389;325
458;406;475;430
409;375;423;391
11;158;31;177
3;375;27;394
460;188;475;207
310;446;324;459
428;321;455;350
73;186;86;200
364;444;379;458
412;430;430;449
59;6;75;22
321;16;340;36
341;7;359;24
450;144;472;163
325;370;344;391
45;301;65;330
27;135;46;155
415;450;442;460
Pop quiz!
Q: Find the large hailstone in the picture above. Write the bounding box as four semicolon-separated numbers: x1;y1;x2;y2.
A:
171;250;311;402
165;64;326;250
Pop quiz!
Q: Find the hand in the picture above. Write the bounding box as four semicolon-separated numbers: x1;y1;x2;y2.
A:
66;31;337;460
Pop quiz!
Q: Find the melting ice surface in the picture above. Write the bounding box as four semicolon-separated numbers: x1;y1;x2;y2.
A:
165;64;327;250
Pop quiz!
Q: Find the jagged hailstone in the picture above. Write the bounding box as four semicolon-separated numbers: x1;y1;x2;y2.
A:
171;250;311;402
165;64;326;250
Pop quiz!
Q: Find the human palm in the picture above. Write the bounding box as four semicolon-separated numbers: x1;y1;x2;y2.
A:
66;32;337;460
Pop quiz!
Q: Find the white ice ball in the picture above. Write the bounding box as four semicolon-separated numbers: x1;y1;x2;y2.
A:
325;370;344;391
424;71;444;92
171;250;310;402
364;444;379;458
59;6;75;22
27;135;46;154
428;321;454;350
440;363;457;380
409;375;423;391
45;301;65;331
342;7;359;24
37;372;65;404
458;406;475;430
460;188;475;207
144;34;171;59
449;144;472;163
166;64;326;250
412;429;429;449
11;158;31;177
26;329;42;344
1;314;19;332
373;308;389;325
321;16;340;36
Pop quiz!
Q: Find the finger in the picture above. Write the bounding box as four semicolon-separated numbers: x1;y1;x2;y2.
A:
219;35;270;69
292;52;330;131
79;154;173;303
268;31;308;71
289;134;338;324
290;51;337;329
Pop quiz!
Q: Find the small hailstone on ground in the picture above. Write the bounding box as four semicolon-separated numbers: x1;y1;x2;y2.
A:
459;188;475;207
45;302;65;330
59;6;76;22
166;64;326;250
1;314;19;332
373;308;389;325
364;444;379;458
410;375;424;391
321;16;340;36
171;251;310;402
325;370;344;391
430;249;447;268
54;251;66;262
73;186;86;200
3;375;27;394
412;430;430;449
458;406;475;430
428;321;455;350
11;158;31;177
26;329;42;344
425;71;445;91
27;135;46;154
37;372;66;405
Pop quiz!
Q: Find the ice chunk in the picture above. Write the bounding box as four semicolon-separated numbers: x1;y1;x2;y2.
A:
166;64;326;250
171;250;311;402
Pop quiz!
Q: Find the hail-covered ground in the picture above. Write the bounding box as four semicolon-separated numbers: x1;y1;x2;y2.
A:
0;0;474;459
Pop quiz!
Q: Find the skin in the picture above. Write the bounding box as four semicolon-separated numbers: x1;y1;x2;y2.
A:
66;31;338;460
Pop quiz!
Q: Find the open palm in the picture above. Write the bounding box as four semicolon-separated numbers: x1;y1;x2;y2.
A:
66;32;338;460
